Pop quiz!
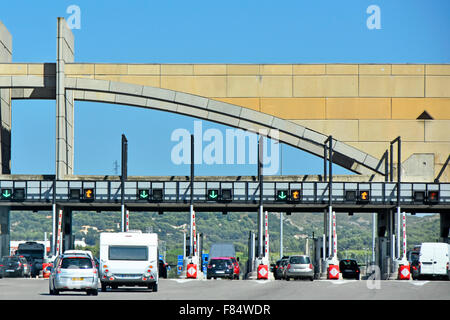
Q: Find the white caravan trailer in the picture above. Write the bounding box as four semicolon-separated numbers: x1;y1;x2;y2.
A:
418;242;450;280
99;231;159;292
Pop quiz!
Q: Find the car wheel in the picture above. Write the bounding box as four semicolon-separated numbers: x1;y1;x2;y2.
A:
286;277;290;281
152;282;158;292
101;283;107;292
310;277;314;281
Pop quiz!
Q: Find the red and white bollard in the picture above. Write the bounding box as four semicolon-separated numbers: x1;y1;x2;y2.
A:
187;263;197;279
327;264;340;279
257;263;269;280
398;264;410;280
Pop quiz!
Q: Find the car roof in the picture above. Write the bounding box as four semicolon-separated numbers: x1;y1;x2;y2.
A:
61;253;91;258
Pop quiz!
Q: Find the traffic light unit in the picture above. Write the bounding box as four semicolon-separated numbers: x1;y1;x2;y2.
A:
68;188;95;201
0;188;25;201
206;189;233;202
275;189;301;202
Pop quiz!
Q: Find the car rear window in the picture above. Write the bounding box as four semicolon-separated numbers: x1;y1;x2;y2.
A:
2;257;19;263
340;260;357;267
210;259;231;266
61;257;93;269
108;246;148;261
289;256;310;264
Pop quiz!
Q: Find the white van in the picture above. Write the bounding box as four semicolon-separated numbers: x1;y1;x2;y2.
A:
99;232;159;292
418;242;450;280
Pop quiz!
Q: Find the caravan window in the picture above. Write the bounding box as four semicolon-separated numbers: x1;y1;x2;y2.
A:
108;246;148;261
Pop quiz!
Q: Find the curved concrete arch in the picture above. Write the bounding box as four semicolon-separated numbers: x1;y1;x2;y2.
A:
1;74;384;175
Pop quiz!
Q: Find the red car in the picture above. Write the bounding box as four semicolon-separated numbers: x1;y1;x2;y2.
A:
227;257;240;280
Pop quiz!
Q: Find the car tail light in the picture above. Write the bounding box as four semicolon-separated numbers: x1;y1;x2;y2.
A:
309;264;313;269
207;265;212;269
287;264;291;270
109;277;114;281
447;262;449;271
356;269;359;273
228;264;233;269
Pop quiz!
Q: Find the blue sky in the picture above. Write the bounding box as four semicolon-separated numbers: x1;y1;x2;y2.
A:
2;0;449;176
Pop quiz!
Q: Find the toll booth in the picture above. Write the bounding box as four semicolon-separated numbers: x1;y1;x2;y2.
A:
246;231;256;277
313;235;328;279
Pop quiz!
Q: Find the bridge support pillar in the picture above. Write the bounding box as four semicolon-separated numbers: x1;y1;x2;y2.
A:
440;212;450;244
55;18;75;179
0;22;12;174
52;206;74;255
0;207;10;257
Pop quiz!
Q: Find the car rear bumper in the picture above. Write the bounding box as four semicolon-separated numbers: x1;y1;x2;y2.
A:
207;271;234;278
54;277;98;290
286;269;314;278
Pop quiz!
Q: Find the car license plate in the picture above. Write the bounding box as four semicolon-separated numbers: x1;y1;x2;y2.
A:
6;270;14;272
344;269;352;272
71;277;84;281
216;271;224;273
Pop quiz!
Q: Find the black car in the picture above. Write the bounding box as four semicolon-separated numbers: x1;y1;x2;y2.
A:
159;258;168;279
206;258;234;280
339;259;360;280
2;256;28;277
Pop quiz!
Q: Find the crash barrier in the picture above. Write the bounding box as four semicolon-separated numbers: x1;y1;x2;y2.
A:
42;262;52;279
327;264;340;279
398;264;411;280
186;263;197;279
257;264;269;280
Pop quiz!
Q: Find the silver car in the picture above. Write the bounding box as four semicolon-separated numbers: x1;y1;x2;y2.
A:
49;253;98;295
285;255;314;281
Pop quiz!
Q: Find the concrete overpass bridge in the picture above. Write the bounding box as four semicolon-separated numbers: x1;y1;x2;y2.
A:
0;18;449;279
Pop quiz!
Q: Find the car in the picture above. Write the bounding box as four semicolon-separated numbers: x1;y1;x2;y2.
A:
206;257;234;280
339;259;360;280
159;258;168;279
2;256;29;277
280;258;290;279
273;258;288;280
49;253;99;295
227;257;240;280
284;255;314;281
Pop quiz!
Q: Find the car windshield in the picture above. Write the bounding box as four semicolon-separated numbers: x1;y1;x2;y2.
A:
289;256;310;264
108;246;148;261
60;257;93;269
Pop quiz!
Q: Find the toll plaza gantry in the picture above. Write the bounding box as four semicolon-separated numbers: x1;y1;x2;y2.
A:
0;175;448;268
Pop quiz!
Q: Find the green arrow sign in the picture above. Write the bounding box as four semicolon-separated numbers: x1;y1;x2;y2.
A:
277;190;288;201
138;189;149;199
207;189;219;200
1;189;12;199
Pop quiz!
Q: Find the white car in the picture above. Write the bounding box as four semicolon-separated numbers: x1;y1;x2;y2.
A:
49;252;98;295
